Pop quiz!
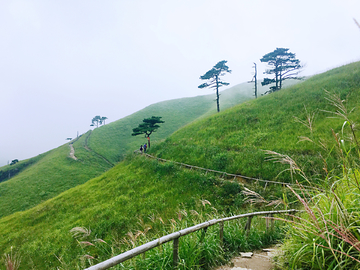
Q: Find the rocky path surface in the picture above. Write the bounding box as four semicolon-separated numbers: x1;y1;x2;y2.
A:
214;248;278;270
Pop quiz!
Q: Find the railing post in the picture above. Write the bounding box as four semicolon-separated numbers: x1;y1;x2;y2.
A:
244;216;253;235
271;214;274;229
219;221;224;247
173;237;179;269
266;214;269;231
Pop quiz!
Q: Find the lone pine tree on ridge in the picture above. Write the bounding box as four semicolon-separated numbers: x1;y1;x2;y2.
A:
132;116;164;148
260;48;302;94
198;60;231;112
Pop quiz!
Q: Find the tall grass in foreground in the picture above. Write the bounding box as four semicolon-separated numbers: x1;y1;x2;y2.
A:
275;91;360;269
3;247;21;270
65;206;284;270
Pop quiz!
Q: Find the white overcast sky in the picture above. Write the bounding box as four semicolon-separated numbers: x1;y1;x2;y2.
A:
1;0;360;166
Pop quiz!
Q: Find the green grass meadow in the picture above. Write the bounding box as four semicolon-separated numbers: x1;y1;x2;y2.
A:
86;81;275;164
1;62;360;269
152;62;360;183
0;132;112;218
0;155;260;269
0;81;262;219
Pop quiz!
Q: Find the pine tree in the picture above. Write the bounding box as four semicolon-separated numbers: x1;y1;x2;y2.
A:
132;116;164;148
260;48;302;93
198;60;231;112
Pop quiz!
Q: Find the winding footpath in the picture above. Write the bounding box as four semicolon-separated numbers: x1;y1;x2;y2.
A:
69;143;77;160
68;131;114;166
141;153;292;270
69;146;287;270
140;153;290;269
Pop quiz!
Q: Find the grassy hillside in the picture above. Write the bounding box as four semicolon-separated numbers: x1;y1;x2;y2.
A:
0;63;357;269
0;82;269;218
0;132;112;218
0;154;45;183
0;155;252;269
151;62;360;183
86;80;284;164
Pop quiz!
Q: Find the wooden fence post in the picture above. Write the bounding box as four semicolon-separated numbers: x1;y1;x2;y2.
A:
244;216;253;235
173;237;179;269
266;214;269;231
219;221;224;247
271;214;274;230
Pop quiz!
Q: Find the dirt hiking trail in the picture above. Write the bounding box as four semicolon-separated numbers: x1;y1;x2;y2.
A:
214;248;279;270
69;143;77;160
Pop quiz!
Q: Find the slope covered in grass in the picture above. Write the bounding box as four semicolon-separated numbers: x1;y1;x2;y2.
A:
0;154;45;183
0;155;251;269
0;63;357;269
0;82;270;218
86;80;285;163
0;132;112;218
151;62;360;183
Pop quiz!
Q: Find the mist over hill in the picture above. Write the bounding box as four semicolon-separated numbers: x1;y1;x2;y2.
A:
0;79;300;167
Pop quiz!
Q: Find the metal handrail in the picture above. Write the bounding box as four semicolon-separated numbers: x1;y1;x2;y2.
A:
85;209;300;270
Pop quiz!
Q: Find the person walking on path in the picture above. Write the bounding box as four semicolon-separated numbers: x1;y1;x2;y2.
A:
143;143;147;152
140;145;143;153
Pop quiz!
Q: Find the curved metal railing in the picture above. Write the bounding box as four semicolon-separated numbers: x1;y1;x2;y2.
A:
85;209;300;270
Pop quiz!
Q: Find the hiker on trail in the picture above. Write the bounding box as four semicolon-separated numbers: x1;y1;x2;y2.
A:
140;145;143;153
143;143;147;152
